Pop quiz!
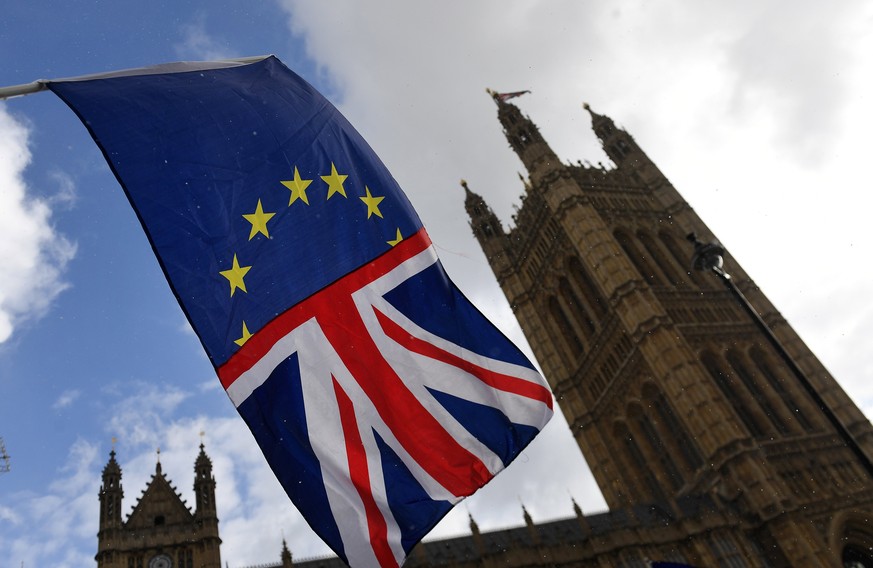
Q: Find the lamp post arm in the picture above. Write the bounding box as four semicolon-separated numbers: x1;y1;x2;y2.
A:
687;233;873;478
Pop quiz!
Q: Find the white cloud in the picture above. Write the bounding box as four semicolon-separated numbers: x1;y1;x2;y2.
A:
0;505;21;525
52;389;81;410
47;170;77;208
0;438;99;568
0;104;76;345
174;16;236;61
105;381;191;449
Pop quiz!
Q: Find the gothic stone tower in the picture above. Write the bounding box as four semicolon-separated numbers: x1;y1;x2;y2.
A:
464;97;873;566
96;445;222;568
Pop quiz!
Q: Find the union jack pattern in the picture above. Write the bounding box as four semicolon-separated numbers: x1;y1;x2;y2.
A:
49;55;554;567
222;229;553;567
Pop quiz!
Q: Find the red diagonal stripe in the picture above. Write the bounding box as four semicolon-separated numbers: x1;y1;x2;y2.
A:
219;228;492;496
373;308;553;409
314;293;490;497
332;376;397;568
218;229;432;389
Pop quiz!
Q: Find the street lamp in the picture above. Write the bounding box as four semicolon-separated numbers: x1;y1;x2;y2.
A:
686;233;873;478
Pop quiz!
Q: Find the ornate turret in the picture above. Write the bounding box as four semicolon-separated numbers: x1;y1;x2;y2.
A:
491;93;560;182
98;449;124;531
194;442;216;517
462;180;512;275
584;102;665;186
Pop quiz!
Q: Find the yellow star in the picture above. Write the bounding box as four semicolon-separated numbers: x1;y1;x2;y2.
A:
387;228;403;247
234;321;253;346
280;167;312;206
359;186;385;219
320;163;348;199
219;254;251;297
242;199;275;240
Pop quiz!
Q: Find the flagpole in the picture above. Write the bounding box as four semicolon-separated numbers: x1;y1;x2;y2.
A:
0;55;270;101
0;80;47;101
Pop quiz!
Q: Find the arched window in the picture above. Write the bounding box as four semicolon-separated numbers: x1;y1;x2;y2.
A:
548;296;584;362
844;545;873;568
628;402;682;494
659;230;705;287
559;277;596;336
615;228;663;285
614;420;665;503
750;346;818;432
701;350;770;438
726;350;792;436
643;383;704;473
638;230;682;286
838;514;873;568
567;256;607;319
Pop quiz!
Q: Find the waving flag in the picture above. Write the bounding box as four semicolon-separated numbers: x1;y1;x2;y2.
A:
492;89;531;102
48;55;553;567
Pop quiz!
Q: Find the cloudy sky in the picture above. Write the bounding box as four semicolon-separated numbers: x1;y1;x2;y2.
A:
1;1;872;567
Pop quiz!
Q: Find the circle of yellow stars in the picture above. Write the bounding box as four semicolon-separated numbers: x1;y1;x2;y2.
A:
218;161;405;347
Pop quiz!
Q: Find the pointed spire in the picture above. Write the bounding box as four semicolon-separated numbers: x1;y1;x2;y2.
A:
99;448;124;530
462;180;502;236
194;437;218;520
494;96;559;181
582;101;606;123
196;439;213;471
582;102;653;176
468;512;480;536
517;171;532;191
103;448;121;478
462;179;512;272
521;503;540;545
281;538;294;567
522;503;534;527
155;447;162;476
460;178;473;198
571;497;591;534
468;511;485;554
583;102;618;143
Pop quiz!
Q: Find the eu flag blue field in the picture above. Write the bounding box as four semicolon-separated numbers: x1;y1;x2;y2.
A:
49;56;552;568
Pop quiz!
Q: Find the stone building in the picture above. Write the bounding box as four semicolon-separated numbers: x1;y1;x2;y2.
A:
96;445;221;568
98;100;873;567
451;96;873;566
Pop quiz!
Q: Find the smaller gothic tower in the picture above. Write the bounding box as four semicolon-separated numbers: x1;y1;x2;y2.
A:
194;442;221;558
280;539;294;568
493;93;560;182
194;442;222;563
96;449;123;565
194;442;218;520
463;179;510;274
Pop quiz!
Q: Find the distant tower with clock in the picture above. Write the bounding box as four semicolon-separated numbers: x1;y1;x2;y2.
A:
96;444;221;568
